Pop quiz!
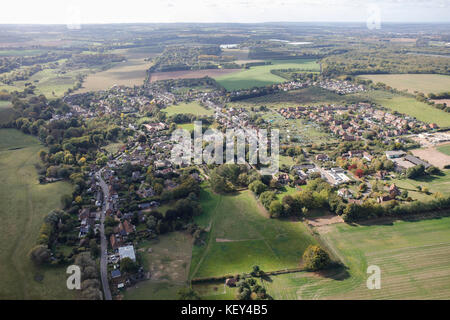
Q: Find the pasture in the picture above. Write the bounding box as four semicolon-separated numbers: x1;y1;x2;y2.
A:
214;59;320;91
148;69;240;82
437;144;450;156
162;101;214;117
124;232;193;300
358;74;450;94
0;129;75;299
263;216;450;299
77;58;152;93
189;188;318;280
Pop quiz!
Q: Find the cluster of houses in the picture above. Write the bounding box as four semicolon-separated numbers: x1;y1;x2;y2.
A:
278;102;435;142
313;79;365;95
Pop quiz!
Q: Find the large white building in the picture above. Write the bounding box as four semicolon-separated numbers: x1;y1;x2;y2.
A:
118;245;136;262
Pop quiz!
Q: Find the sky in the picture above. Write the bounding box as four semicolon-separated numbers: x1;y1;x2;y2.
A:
0;0;449;24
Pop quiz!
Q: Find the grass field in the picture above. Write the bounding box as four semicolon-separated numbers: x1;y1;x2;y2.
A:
0;129;75;299
215;59;320;91
163;102;214;117
0;64;89;98
437;144;450;156
263;215;450;299
124;232;193;300
358;74;450;94
189;188;318;281
0;101;16;125
76;58;152;93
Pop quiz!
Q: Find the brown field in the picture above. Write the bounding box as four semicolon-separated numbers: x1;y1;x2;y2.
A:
148;68;241;82
411;145;450;169
431;99;450;105
76;58;152;93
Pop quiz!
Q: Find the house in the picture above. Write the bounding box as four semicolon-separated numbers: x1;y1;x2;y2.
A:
118;245;136;262
385;150;406;159
363;152;373;162
276;173;291;185
111;269;121;279
377;195;393;203
389;184;400;198
404;155;431;169
376;170;388;180
110;234;119;250
337;188;353;199
315;154;329;161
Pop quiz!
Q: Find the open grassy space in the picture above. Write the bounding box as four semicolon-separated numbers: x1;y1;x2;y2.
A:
437;144;450;156
0;64;89;98
215;59;319;91
124;232;193;300
358;74;450;94
0;129;75;299
386;169;450;201
163;101;214;117
189;187;318;281
76;58;152;93
0;101;16;125
263;215;450;299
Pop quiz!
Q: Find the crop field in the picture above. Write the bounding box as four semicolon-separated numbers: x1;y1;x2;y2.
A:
162;101;214;117
262;215;450;299
148;68;240;82
77;58;153;93
215;59;320;91
437;144;450;156
411;147;450;169
124;232;193;300
0;129;75;299
189;188;318;281
358;74;450;94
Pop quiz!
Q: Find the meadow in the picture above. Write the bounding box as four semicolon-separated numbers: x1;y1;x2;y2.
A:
124;232;193;300
358;74;450;94
263;215;450;299
0;100;16;125
0;129;75;299
214;59;320;91
189;188;318;280
437;144;450;156
162;101;214;117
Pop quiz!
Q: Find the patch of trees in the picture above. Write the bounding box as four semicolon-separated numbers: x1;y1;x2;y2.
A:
302;245;331;271
235;276;273;300
210;164;258;194
341;195;450;222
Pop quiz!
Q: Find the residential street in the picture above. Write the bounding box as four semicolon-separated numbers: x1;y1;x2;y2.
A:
96;170;112;300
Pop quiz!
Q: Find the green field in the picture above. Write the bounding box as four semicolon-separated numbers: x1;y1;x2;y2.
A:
189;188;318;281
0;101;16;125
124;232;193;300
437;144;450;156
215;59;320;91
0;64;89;98
263;215;450;299
358;74;450;94
163;102;214;117
0;129;75;299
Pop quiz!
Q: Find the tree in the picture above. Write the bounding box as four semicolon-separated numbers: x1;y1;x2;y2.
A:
177;287;201;300
248;180;267;195
120;257;138;273
29;245;51;265
269;200;283;218
302;245;331;271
